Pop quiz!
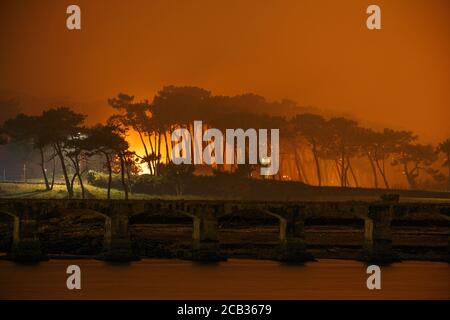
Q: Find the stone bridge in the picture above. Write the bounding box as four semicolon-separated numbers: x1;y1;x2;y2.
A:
0;198;449;263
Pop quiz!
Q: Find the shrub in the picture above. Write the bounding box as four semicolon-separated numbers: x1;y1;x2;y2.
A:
86;170;122;189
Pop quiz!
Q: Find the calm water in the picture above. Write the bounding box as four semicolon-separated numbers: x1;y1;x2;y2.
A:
0;259;448;300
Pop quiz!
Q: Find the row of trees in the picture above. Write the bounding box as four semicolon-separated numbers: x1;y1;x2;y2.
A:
1;108;138;199
105;86;450;190
1;85;449;199
291;114;448;189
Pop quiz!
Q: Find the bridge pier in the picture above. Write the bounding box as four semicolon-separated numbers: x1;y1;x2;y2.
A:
97;207;138;262
10;207;46;262
192;207;222;261
362;204;398;263
278;206;313;262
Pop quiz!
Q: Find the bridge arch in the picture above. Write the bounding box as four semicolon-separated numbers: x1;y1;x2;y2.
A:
129;206;199;256
218;205;287;250
0;210;20;248
40;205;112;256
0;210;19;219
131;208;196;219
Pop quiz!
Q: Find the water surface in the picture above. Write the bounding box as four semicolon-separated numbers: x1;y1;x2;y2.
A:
0;259;448;300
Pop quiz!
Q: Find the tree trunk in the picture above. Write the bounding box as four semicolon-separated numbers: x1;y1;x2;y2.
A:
69;155;85;199
50;156;56;190
104;153;112;200
39;147;50;190
343;159;350;187
77;167;85;199
157;131;162;174
404;162;417;189
299;151;309;184
76;157;85;199
137;129;152;175
367;153;378;188
126;160;132;193
70;172;77;190
147;133;156;175
55;143;73;198
340;149;346;187
163;130;170;163
311;143;322;186
347;158;359;188
375;159;390;189
120;154;129;200
293;149;304;183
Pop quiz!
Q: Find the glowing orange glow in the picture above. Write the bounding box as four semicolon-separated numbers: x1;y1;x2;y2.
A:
0;0;448;143
127;130;170;175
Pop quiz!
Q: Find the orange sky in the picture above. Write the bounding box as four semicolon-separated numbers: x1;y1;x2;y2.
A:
0;0;449;142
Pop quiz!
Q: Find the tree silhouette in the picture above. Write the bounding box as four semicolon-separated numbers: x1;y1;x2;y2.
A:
1;85;447;192
292;113;328;186
3;114;54;190
159;163;195;196
84;124;128;199
108;93;157;174
321;117;360;187
118;150;138;200
152;86;212;166
354;127;380;188
392;143;437;189
65;130;91;198
438;138;450;190
370;129;416;189
41;107;86;198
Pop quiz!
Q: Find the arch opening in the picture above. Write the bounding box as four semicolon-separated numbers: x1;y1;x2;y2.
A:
0;211;18;254
39;207;108;256
218;208;283;259
129;208;196;258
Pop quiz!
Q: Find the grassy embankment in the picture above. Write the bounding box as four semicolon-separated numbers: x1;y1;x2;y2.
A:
0;181;205;200
0;180;449;202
